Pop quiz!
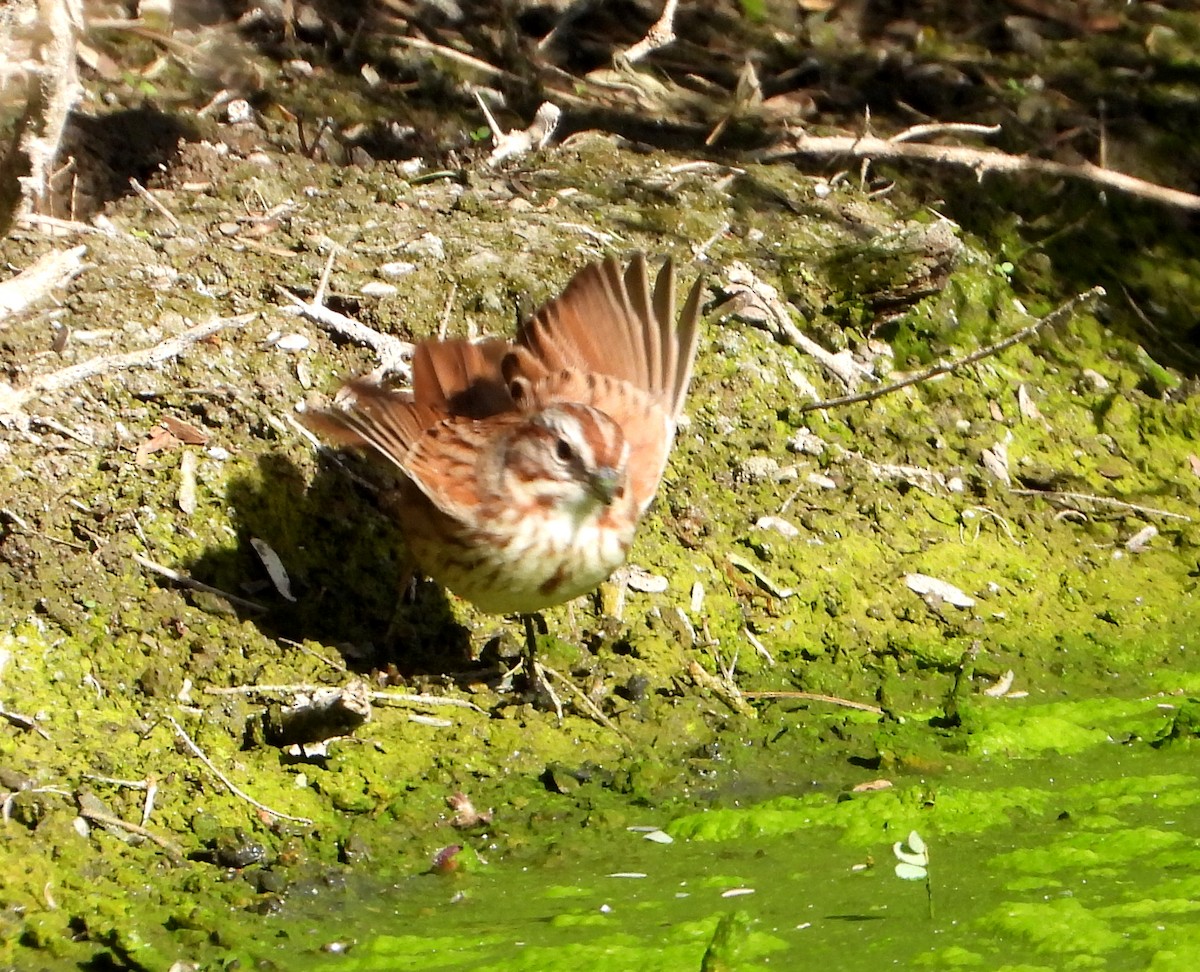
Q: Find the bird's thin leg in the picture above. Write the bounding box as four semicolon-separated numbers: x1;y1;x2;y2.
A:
522;613;564;723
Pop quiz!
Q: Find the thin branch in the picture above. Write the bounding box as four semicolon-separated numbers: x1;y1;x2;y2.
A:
799;286;1104;412
129;178;181;229
391;35;518;81
165;715;312;825
15;213;120;236
275;284;412;378
0;312;255;418
741;691;885;715
204;683;485;712
0;703;52;739
890;122;1002;144
0;245;88;323
760;131;1200;212
620;0;679;64
133;554;267;612
537;662;626;738
1011;489;1192;522
76;792;183;862
722;262;874;392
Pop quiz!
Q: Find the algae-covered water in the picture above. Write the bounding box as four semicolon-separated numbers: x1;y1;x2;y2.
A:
5;13;1200;967
240;687;1200;972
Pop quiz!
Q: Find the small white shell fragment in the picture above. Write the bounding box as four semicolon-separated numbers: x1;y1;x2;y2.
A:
361;281;398;297
690;581;704;613
226;99;253;124
721;888;755;898
608;872;647;879
788;427;825;456
624;566;668;593
642;830;674;844
981;441;1010;485
274;333;310;352
658;606;696;647
755;515;800;538
806;472;837;490
1017;384;1041;419
207;446;231;461
983;669;1016;697
72;816;90;838
361;62;381;87
409;714;453;727
177;450;198;515
403;233;445;261
737;456;779;483
1125;525;1157;553
903;573;975;608
379;261;417;278
250;537;296;602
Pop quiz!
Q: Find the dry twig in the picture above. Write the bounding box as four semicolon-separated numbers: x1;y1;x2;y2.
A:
741;691;885;715
11;0;83;217
133;553;267;612
276;279;412;379
722;262;874;391
205;682;485;713
1011;490;1192;522
798;286;1105;412
620;0;679;64
0;312;255;420
129;177;181;228
536;662;626;738
76;792;183;862
166;715;312;825
0;245;87;323
761;130;1200;212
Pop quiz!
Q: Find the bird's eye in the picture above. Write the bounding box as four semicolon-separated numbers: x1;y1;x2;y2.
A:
555;438;574;462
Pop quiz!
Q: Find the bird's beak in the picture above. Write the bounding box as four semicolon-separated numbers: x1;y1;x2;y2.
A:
588;467;621;505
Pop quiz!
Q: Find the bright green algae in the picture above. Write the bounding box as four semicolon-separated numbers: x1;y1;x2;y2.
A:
4;86;1200;972
271;725;1200;972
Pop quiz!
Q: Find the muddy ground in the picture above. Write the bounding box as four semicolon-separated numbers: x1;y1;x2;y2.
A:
2;3;1200;968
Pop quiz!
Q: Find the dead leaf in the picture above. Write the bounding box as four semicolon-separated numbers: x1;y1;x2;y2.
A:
178;450;198;514
1125;525;1157;553
251;537;296;602
135;426;181;465
981;441;1011;485
851;779;894;793
160;415;209;445
903;573;976;608
1017;384;1041;420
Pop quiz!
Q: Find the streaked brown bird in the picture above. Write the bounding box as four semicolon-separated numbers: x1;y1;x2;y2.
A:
301;252;704;626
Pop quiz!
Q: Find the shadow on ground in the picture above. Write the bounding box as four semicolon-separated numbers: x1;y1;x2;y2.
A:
184;452;479;675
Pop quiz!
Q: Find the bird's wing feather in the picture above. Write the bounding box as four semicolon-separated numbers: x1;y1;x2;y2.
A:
505;254;705;509
411;337;515;418
510;254;704;417
299;378;491;518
